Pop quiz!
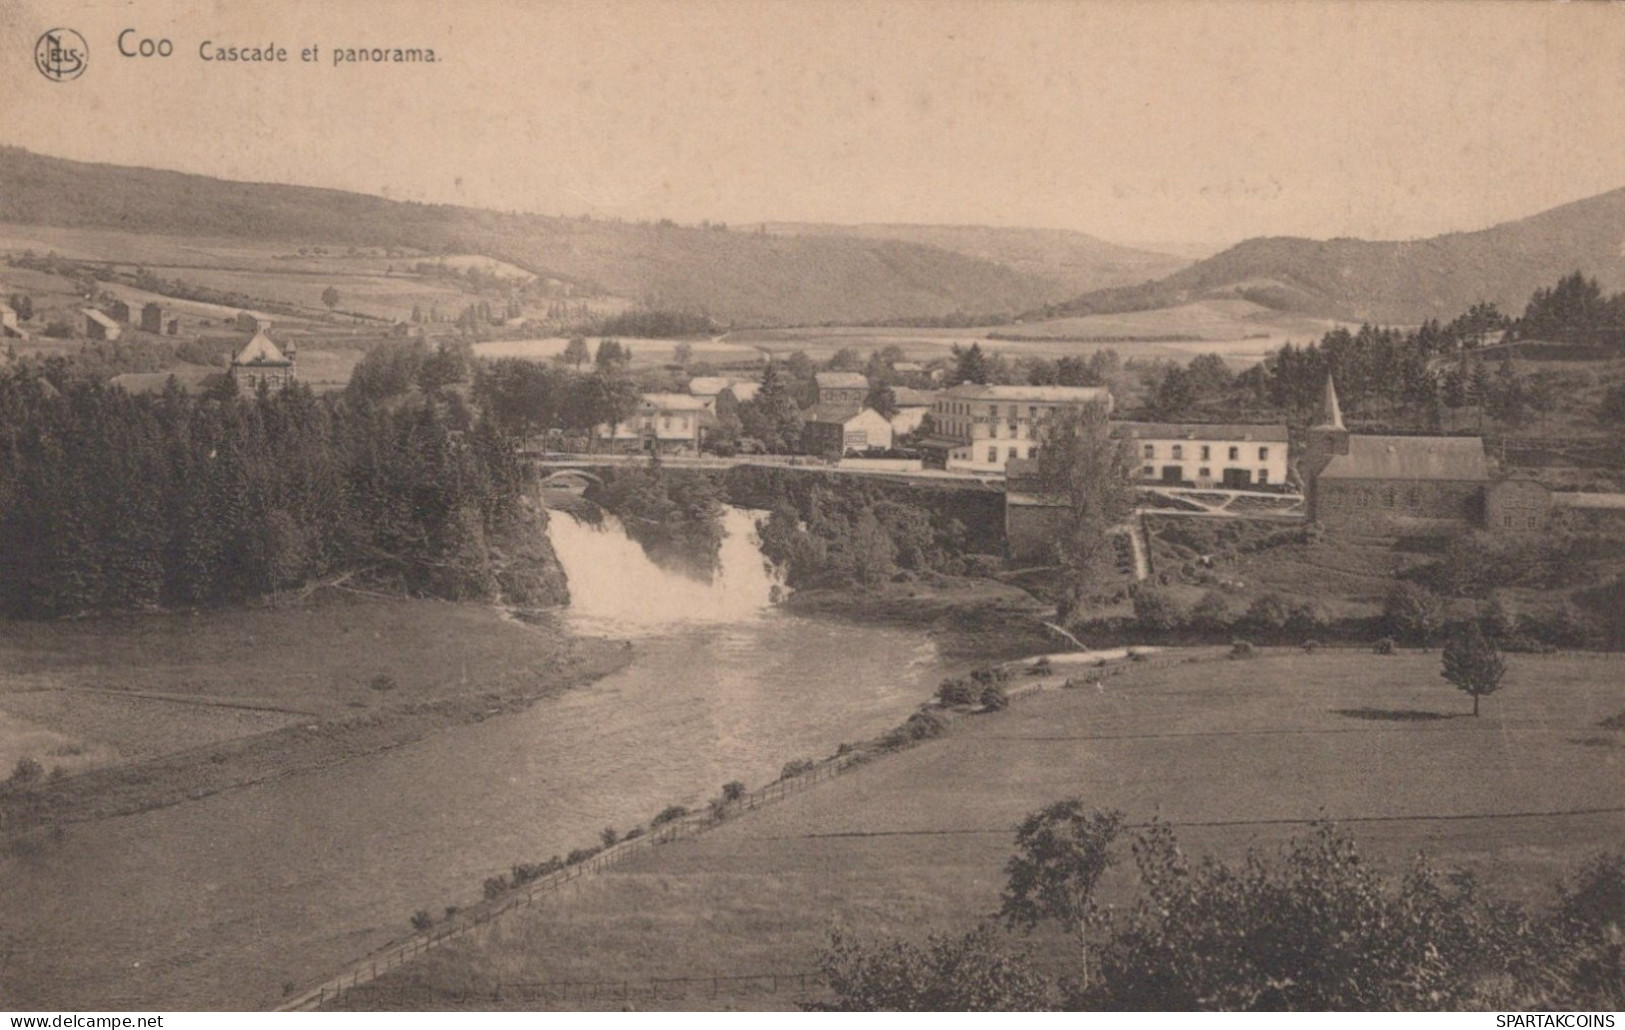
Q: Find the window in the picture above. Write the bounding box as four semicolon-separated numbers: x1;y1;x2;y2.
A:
662;417;671;430
1028;406;1038;421
1008;446;1018;459
987;447;998;463
1142;465;1154;477
990;422;999;439
1143;444;1155;458
989;405;999;417
1383;488;1397;507
1258;469;1269;484
1406;488;1419;507
1503;514;1514;528
1027;446;1037;458
1228;446;1239;460
1172;444;1184;459
1259;446;1269;460
1009;404;1018;418
1201;445;1210;460
1199;467;1211;478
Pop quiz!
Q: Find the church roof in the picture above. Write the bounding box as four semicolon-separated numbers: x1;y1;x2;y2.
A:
1314;374;1345;430
1318;435;1488;482
232;331;291;367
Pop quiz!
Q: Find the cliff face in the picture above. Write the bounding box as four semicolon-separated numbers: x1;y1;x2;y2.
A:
489;500;571;609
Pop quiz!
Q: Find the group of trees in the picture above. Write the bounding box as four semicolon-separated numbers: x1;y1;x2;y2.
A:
818;805;1625;1010
469;355;639;449
0;365;537;617
584;468;726;579
754;480;975;589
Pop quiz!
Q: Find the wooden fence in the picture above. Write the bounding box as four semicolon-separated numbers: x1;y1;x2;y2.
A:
278;752;861;1011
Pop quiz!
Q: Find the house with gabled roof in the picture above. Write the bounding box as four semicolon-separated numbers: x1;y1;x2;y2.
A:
230;331;297;395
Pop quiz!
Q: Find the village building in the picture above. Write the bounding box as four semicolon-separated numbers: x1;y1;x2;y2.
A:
814;371;869;407
1485;476;1554;533
235;311;273;334
230;331;297;394
140;302;165;334
105;299;132;324
1113;421;1291;489
83;309;121;342
887;387;936;438
800;404;894;457
1303;377;1489;535
922;384;1114;474
596;393;712;455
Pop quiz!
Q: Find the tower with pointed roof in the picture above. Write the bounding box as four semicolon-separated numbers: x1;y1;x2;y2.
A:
1302;375;1351;517
230;330;296;395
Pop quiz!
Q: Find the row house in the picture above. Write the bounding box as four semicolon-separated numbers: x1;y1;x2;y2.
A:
1113;422;1291;489
923;384;1114;473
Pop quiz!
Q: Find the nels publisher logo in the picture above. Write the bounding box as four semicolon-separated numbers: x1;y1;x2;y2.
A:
34;28;88;82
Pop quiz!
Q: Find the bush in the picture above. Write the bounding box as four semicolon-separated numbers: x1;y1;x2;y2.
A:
780;758;818;780
980;684;1010;711
566;846;602;865
410;909;434;931
1192;591;1233;631
622;826;645;841
483;875;510;899
600;826;618;848
650;804;689;827
1131;586;1187;631
1229;639;1255;659
1301;639;1320;653
722;780;747;803
1374;636;1397;655
886;709;950;746
1384;582;1443;643
368;673;396;692
970;664;1012;686
1243;593;1290;633
936;677;978;707
708;796;730;820
7;756;44;787
1029;656;1053;676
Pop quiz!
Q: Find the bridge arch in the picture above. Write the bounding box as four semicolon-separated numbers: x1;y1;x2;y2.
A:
539;469;604;488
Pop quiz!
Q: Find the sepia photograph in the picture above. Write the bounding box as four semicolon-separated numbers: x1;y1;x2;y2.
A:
1;0;1623;1015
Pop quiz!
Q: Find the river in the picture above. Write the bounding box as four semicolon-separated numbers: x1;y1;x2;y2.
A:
0;509;946;1009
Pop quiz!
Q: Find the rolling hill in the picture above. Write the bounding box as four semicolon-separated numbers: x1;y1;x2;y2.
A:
0;147;1139;327
761;222;1188;296
1039;186;1625;324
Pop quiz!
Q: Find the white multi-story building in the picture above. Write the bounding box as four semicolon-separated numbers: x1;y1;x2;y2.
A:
924;384;1113;473
1112;421;1291;489
597;393;713;455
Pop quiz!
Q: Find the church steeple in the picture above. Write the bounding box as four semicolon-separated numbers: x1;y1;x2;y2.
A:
1316;374;1345;430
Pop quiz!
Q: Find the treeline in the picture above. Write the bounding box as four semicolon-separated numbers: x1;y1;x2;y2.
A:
581;308;718;338
818;810;1625;1010
0;365;546;617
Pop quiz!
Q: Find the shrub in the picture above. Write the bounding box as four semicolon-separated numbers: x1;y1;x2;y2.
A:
650;804;689;827
708;797;729;820
599;826;618;848
1192;591;1233;631
482;875;510;899
7;756;44;787
1374;636;1397;655
722;780;747;803
780;758;818;780
410;909;434;931
1132;586;1187;632
368;673;397;692
969;665;1012;686
443;905;459;919
1229;639;1255;659
980;684;1010;711
1301;639;1320;653
1030;656;1053;676
1243;593;1290;633
936;677;978;707
1286;600;1327;635
566;846;602;865
1384;582;1443;643
882;709;951;749
623;826;645;841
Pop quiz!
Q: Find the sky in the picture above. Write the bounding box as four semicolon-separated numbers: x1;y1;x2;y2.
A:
4;0;1625;250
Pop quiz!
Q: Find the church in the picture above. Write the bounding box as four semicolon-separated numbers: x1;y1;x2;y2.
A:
1302;377;1490;536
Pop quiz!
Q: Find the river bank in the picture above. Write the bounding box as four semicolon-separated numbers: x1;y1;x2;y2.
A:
0;597;632;840
782;576;1064;661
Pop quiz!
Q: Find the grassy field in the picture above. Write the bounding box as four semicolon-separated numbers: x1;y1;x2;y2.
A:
0;597;609;781
363;648;1625;1010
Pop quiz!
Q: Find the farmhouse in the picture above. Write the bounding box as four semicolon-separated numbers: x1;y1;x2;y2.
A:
230;331;297;394
1113;421;1290;489
596;393;712;455
83;309;121;342
140;302;164;334
923;384;1113;474
1304;377;1489;535
814;371;869;407
800;405;894;457
105;299;132;324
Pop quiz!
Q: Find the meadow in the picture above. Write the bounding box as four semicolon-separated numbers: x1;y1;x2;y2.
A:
366;648;1625;1010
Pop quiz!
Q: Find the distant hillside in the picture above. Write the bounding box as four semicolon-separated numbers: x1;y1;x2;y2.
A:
762;222;1188;296
0;147;1082;326
1039;187;1625;324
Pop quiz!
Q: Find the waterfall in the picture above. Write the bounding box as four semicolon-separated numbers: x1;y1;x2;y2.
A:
546;506;781;631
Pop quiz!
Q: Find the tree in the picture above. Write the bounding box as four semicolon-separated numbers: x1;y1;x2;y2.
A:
867;383;898;421
560;336;590;369
1001;801;1125;938
321;286;341;311
672;340;694;368
950;342;991;385
1032;404;1134;611
594;338;627;370
1441;621;1506;717
1383;582;1443;643
737;361;804;453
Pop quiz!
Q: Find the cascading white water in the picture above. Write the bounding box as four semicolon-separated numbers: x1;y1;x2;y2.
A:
547;506;781;630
